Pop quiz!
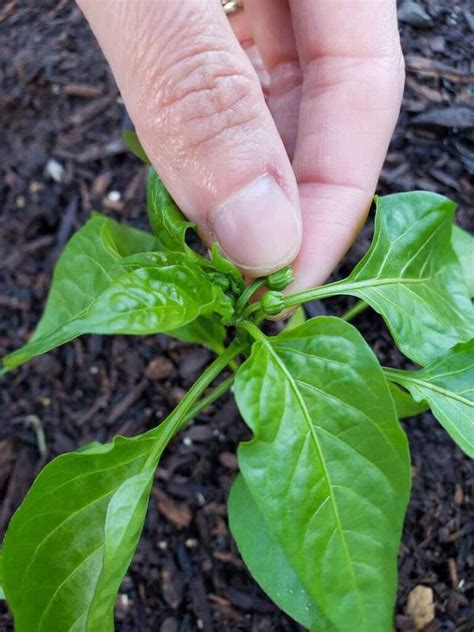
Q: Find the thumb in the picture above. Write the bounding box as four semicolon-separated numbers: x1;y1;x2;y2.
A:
78;0;302;276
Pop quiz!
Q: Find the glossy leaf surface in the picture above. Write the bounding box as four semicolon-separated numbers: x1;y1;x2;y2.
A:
32;214;155;341
2;431;162;631
385;340;474;457
452;225;474;297
342;192;473;365
235;318;411;631
228;474;333;631
4;257;233;370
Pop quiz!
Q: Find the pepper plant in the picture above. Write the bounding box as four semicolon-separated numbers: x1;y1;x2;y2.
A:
1;134;473;632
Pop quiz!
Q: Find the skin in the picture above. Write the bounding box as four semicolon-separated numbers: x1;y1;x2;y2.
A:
77;0;404;292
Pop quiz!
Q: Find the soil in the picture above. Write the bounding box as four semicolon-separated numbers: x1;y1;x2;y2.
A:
0;1;473;631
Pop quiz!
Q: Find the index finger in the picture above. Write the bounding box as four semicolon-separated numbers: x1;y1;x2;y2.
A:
288;0;405;291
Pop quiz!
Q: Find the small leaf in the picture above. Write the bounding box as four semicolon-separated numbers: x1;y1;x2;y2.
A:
4;257;233;370
235;318;411;631
172;317;227;355
385;340;474;457
338;192;473;365
228;475;334;631
452;225;474;297
121;130;151;164
208;244;244;294
147;168;195;253
2;429;164;631
32;214;155;342
389;383;429;419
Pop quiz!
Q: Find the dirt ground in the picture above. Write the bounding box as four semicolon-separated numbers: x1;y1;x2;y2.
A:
0;1;473;630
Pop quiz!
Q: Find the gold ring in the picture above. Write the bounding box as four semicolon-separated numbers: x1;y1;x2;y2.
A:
222;0;243;16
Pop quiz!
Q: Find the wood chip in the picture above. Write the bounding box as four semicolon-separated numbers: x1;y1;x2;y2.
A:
153;489;192;528
406;585;435;630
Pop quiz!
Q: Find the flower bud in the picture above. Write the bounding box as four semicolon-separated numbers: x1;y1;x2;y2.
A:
261;291;284;316
266;266;294;291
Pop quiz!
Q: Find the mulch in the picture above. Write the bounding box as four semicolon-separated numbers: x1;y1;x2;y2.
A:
0;1;473;630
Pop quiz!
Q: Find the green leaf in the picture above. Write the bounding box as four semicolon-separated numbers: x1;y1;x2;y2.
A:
0;551;5;600
32;214;156;342
207;244;244;295
121;130;151;164
4;257;233;370
235;318;411;631
452;225;474;297
147;168;196;253
385;340;474;457
228;475;334;631
2;430;161;631
339;192;473;365
389;383;429;419
172;317;227;354
285;306;306;330
2;339;242;631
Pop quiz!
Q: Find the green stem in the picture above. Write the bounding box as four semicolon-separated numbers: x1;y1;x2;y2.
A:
341;300;368;322
382;367;409;383
180;375;235;428
147;339;244;462
238;320;267;345
234;278;266;316
281;276;427;311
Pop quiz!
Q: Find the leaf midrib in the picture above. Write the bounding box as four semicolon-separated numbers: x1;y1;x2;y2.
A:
255;338;368;627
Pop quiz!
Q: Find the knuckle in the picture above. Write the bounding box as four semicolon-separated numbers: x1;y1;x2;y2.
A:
142;44;262;152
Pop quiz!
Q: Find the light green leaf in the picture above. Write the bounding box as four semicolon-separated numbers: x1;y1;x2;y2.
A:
147;168;196;253
389;383;429;419
32;214;156;341
285;306;306;330
4;258;233;370
452;225;474;297
2;339;242;632
121;130;151;164
338;192;473;365
235;317;411;631
208;244;244;295
228;474;334;631
2;430;161;632
385;340;474;457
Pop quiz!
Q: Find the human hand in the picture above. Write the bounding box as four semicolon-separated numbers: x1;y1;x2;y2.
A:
78;0;404;292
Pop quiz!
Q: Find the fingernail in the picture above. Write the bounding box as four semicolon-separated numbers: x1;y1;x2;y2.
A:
209;175;301;275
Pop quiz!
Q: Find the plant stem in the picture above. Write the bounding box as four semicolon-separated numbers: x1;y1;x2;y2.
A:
181;375;235;428
234;278;266;316
280;276;426;312
147;339;244;460
238;320;267;345
341;300;368;322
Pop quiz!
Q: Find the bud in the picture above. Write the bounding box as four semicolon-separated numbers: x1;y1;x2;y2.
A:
265;266;294;291
261;291;284;316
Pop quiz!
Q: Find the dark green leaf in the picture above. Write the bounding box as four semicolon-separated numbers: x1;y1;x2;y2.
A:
385;340;474;457
228;475;334;631
389;383;429;419
339;192;473;365
172;317;227;354
4;258;233;370
2;430;162;631
121;130;151;164
32;214;155;341
147;168;195;253
235;317;411;631
452;225;474;297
